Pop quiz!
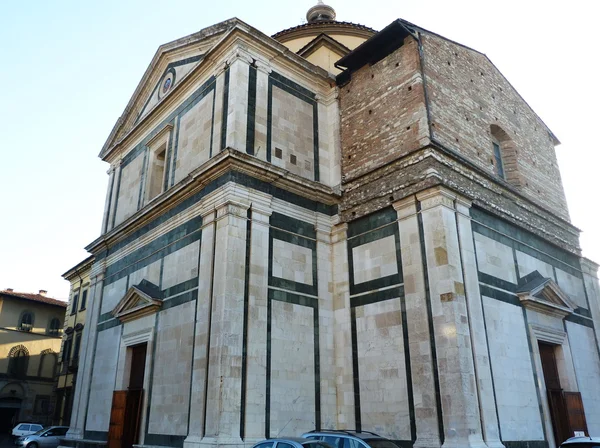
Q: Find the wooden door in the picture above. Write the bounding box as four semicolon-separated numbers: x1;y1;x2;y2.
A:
564;392;588;437
107;343;148;448
539;343;571;445
107;391;127;448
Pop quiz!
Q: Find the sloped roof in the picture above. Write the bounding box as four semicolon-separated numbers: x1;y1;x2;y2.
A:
0;290;67;308
272;20;377;39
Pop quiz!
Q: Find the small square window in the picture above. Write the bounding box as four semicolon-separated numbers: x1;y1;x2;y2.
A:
305;160;312;171
290;154;297;165
275;148;283;159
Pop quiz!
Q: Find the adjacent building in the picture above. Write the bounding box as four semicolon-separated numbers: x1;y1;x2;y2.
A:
54;256;94;426
0;289;66;431
62;3;600;448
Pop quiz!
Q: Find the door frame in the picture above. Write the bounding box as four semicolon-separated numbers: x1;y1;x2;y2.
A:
115;325;154;446
527;322;579;448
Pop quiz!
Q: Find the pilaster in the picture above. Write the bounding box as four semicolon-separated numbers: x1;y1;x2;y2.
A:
243;192;272;441
393;196;441;448
202;199;249;446
101;166;116;234
416;186;486;448
331;222;354;428
65;266;106;441
185;208;218;448
253;60;271;162
224;48;252;152
316;214;337;429
455;199;504;448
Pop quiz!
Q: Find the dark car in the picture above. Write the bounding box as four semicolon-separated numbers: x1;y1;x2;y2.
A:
560;437;600;448
251;437;334;448
303;430;401;448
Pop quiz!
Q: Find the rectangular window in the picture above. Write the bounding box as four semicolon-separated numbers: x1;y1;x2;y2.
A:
80;290;88;310
62;338;72;364
147;145;167;201
73;333;82;360
493;142;505;179
70;294;79;315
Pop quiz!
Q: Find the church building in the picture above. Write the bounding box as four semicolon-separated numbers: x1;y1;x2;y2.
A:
62;3;600;448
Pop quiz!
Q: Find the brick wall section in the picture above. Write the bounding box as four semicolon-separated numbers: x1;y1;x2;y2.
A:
339;36;429;183
420;33;570;221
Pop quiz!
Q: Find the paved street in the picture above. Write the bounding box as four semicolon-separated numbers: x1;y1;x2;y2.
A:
0;434;14;448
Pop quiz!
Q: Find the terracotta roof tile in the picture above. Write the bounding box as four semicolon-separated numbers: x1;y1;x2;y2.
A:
0;290;67;308
272;21;377;39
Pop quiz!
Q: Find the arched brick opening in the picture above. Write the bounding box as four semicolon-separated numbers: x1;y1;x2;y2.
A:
490;124;522;188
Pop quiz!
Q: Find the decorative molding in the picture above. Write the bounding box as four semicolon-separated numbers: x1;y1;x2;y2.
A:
145;123;173;149
530;324;567;345
517;276;575;319
112;280;163;324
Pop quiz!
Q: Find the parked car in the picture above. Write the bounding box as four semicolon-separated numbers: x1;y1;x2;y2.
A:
14;426;69;448
303;430;401;448
251;437;334;448
11;424;44;439
559;436;600;448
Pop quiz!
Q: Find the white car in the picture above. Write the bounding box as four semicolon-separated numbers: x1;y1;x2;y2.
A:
12;423;44;439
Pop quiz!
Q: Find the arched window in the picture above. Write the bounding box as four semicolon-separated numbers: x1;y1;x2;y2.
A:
18;312;34;332
39;349;57;378
8;345;29;378
47;318;61;336
490;125;521;187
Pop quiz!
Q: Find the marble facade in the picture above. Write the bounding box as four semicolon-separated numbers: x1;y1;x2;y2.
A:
62;9;600;448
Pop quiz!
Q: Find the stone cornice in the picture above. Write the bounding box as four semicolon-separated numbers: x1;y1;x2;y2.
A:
86;149;340;255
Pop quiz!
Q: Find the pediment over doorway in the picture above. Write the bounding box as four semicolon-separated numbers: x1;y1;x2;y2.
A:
112;280;163;323
516;271;576;319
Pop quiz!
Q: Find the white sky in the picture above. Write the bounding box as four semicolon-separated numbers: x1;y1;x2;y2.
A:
0;0;598;299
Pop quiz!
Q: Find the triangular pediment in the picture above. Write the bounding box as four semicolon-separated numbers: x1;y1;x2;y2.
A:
112;280;163;323
100;18;242;158
297;33;351;59
516;271;575;318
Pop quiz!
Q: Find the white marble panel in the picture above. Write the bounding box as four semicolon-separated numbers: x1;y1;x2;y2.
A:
148;301;195;436
162;241;199;291
272;238;313;285
483;296;544;441
555;269;588;309
128;259;161;288
474;232;517;284
174;91;214;184
114;153;145;226
516;250;555;280
566;322;600;435
271;86;315;180
352;235;398;285
270;300;316;436
356;298;410;440
86;326;121;432
100;277;128;315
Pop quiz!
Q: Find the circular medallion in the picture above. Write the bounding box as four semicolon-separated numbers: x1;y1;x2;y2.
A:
158;71;175;99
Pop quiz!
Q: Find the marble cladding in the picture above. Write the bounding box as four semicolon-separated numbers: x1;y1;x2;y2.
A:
474;232;517;284
355;299;410;440
566;322;600;435
483;296;544;441
272;238;313;285
148;301;195;436
114;153;144;226
86;325;121;432
174;92;214;184
129;259;161;289
270;86;315;180
269;300;316;437
352;235;398;285
555;268;588;309
100;276;128;315
162;241;199;291
516;250;555;279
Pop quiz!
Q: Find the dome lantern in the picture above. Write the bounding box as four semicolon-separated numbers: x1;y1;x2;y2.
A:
306;1;336;23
